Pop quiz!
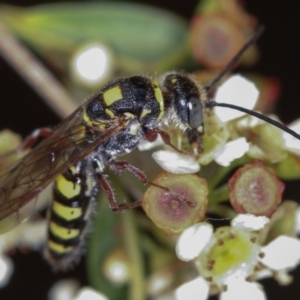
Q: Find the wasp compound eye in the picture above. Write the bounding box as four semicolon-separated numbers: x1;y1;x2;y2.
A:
187;96;204;130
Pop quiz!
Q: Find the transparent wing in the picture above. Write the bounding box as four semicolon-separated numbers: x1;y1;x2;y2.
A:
0;104;125;232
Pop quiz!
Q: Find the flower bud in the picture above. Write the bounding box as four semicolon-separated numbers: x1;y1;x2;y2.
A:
228;160;285;217
142;172;208;234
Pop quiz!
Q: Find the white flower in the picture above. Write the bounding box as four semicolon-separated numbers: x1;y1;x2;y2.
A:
174;206;300;299
175;277;209;300
174;276;266;300
176;222;261;285
138;135;164;151
235;114;287;163
176;223;213;261
214;138;250;167
152;150;200;174
175;220;266;299
259;235;300;284
231;214;270;231
220;278;266;300
214;75;259;123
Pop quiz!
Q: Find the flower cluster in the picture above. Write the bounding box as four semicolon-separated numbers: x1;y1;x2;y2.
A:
174;208;300;300
141;74;300;299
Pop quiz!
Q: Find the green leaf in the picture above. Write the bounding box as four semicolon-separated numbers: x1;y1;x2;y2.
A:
87;193;128;299
87;176;146;300
0;2;190;73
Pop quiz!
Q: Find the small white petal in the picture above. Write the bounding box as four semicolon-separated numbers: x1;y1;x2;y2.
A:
48;279;79;300
73;287;108;300
175;277;209;300
231;214;270;231
0;255;14;288
138;135;164;151
215;138;249;167
220;278;266;300
260;236;300;270
215;75;259;122
152;150;200;174
176;223;213;261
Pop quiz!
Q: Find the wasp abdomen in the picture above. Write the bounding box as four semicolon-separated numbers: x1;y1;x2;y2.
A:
44;167;94;270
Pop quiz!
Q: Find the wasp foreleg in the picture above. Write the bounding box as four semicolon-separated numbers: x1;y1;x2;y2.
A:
145;127;185;153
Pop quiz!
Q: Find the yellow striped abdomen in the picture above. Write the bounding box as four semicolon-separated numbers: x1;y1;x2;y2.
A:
44;168;95;270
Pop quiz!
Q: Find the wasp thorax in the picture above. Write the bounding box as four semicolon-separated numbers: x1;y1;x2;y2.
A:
86;98;111;121
85;76;165;128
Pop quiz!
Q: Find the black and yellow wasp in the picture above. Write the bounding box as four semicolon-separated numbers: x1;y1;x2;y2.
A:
1;26;299;270
0;71;208;270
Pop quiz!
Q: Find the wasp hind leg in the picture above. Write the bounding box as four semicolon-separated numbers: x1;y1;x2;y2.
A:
19;127;53;151
100;160;195;210
97;173;142;211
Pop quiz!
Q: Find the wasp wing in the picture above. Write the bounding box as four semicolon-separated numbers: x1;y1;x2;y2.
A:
0;105;125;232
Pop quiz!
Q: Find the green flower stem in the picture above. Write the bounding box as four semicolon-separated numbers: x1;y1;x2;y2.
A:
207;204;236;219
87;176;146;299
108;176;146;299
87;192;127;299
209;184;229;204
207;155;252;190
138;234;176;271
121;201;145;300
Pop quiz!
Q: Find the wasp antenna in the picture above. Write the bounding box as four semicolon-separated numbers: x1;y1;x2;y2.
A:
206;101;300;141
204;25;265;92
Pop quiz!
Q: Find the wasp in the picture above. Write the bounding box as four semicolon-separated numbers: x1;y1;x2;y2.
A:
1;26;299;270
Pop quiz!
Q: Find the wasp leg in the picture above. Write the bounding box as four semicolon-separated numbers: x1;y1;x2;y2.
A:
19;127;53;151
145;128;185;153
112;161;196;207
97;173;142;211
185;127;204;155
145;127;200;158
